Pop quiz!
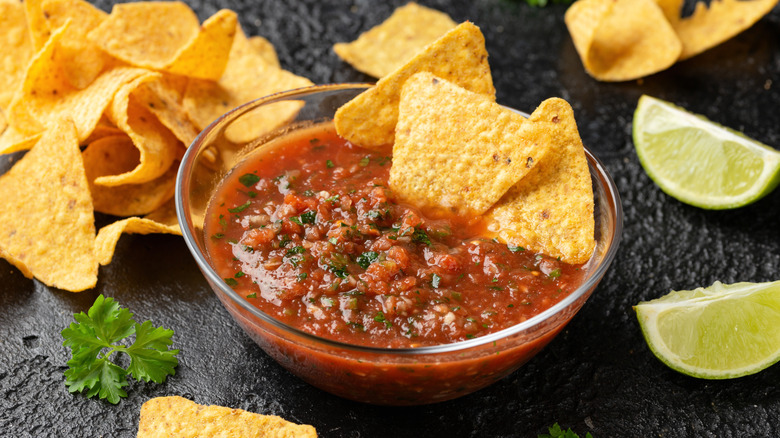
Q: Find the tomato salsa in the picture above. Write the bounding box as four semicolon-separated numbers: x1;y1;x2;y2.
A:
204;123;586;348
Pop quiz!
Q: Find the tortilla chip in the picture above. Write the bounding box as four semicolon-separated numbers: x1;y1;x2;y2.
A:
38;0;109;89
486;98;595;264
248;35;280;68
82;122;123;145
672;0;779;60
144;198;180;228
0;110;6;136
165;9;238;80
87;1;200;70
132;77;200;146
564;0;682;81
333;3;457;78
390;73;550;216
137;396;318;438
83;135;177;216
0;128;41;155
24;0;49;50
95;216;180;266
0;119;97;291
99;73;180;186
334;22;495;150
182;27;312;143
5;22;151;141
0;0;33;111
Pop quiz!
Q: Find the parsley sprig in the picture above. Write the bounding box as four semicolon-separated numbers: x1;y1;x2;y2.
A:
61;295;179;404
538;423;594;438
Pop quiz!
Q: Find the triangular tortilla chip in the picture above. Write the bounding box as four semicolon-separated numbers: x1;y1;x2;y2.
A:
99;73;180;186
132;77;200;146
137;396;317;438
83;135;177;216
5;22;151;142
248;35;280;68
164;9;237;80
87;1;200;70
486;98;595;264
671;0;779;60
389;73;550;216
37;0;109;88
334;21;495;150
182;26;312;143
333;2;457;78
0;0;33;111
0;118;97;291
96;214;181;266
564;0;682;81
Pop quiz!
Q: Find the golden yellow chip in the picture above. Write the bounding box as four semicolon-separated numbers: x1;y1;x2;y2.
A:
390;73;550;216
38;0;109;89
87;1;200;70
83;135;177;216
248;35;280;68
82;120;123;145
671;0;779;60
334;22;495;150
24;0;49;50
564;0;682;81
95;216;180;266
137;396;317;438
99;73;180;186
0;119;97;291
0;110;6;136
144;198;180;228
5;22;151;142
165;9;238;80
333;2;457;78
0;0;32;111
0;128;41;155
486;98;595;264
132;77;200;146
182;26;312;143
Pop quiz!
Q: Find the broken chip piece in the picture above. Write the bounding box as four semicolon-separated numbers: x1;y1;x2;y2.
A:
390;72;551;216
486;98;595;264
334;21;495;150
0;119;98;292
333;2;457;78
564;0;682;81
137;396;317;438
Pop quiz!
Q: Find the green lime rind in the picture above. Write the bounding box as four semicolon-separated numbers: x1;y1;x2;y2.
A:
635;280;780;379
633;95;780;210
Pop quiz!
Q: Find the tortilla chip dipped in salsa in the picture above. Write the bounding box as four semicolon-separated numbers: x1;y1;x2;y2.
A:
390;72;551;216
137;396;317;438
334;21;495;150
0;119;98;292
486;98;595;264
333;2;457;78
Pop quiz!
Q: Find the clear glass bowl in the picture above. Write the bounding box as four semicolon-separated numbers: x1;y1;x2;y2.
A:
176;84;623;405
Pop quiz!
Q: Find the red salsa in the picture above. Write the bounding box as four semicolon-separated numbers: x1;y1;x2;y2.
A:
205;124;586;348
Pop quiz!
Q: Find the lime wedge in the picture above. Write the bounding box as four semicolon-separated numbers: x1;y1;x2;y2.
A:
633;95;780;209
635;280;780;379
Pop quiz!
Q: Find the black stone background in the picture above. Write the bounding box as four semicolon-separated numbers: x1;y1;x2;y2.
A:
1;1;779;436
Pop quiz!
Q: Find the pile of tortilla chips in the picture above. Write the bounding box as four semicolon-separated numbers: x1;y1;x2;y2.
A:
0;0;311;292
565;0;779;81
137;396;317;438
335;22;596;264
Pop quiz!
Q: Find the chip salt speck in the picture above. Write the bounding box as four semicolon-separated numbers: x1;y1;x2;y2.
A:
334;2;457;78
137;396;317;438
0;119;98;291
390;72;550;216
334;22;495;150
486;98;595;264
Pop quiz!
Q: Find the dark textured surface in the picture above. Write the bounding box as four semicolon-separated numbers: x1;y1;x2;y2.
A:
1;1;779;436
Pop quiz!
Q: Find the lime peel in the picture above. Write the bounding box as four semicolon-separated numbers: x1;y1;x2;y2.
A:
635;280;780;379
633;95;780;209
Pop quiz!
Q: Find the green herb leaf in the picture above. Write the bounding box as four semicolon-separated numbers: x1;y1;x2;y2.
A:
61;295;178;404
224;277;238;287
285;246;306;257
356;251;379;269
508;244;525;253
374;311;392;328
326;159;335;168
300;210;316;224
228;201;250;213
412;227;432;246
359;156;370;167
538;423;593;438
238;173;260;187
548;268;562;279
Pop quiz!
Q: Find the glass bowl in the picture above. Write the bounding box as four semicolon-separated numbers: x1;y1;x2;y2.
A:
176;84;623;405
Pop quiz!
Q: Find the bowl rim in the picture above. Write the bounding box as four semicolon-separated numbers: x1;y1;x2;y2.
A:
175;83;624;356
